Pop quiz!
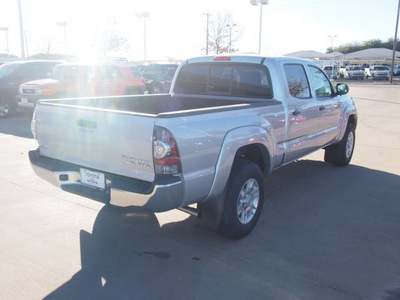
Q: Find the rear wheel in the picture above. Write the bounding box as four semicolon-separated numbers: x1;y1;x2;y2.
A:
219;159;264;239
324;122;355;166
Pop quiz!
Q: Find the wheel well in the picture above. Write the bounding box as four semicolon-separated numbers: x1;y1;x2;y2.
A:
235;144;270;174
348;114;357;129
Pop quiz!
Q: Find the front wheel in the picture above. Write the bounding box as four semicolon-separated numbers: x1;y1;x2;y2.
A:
324;122;355;166
219;159;265;239
0;98;16;118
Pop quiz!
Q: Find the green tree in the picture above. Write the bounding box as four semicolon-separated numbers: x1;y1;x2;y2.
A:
327;38;399;54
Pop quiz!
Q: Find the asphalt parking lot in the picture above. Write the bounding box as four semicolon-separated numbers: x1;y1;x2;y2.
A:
1;84;399;300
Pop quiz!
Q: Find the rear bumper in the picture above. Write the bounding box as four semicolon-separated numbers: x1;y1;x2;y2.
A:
16;95;52;109
29;149;184;212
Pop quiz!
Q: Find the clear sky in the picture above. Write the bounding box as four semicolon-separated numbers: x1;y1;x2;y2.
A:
0;0;398;61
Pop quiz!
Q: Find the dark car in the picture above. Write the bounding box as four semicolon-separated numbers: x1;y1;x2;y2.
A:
0;60;60;117
140;63;178;94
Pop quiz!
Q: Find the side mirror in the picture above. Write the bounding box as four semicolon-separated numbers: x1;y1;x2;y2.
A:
336;83;349;95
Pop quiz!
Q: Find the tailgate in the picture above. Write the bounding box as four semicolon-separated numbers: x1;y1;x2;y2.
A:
34;103;156;182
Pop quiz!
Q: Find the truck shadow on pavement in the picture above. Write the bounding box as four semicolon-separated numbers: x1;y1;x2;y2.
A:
44;160;400;300
0;111;33;139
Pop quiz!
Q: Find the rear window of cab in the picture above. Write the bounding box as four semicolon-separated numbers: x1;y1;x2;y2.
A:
173;63;273;99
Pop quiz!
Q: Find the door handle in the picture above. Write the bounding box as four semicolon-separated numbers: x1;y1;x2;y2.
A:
292;109;301;116
77;119;97;130
319;106;326;111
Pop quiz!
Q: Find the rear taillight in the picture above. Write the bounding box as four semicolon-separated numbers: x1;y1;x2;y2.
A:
153;126;181;174
214;56;231;61
31;110;38;141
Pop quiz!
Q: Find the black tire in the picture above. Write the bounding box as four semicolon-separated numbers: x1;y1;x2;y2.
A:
0;98;16;118
324;122;355;166
219;159;265;239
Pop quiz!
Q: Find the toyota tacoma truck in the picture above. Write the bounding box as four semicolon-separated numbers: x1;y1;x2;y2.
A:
29;55;357;239
343;66;365;80
364;65;390;80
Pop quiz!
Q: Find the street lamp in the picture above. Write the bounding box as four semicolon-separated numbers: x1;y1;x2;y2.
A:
56;21;67;57
227;24;237;53
136;12;149;61
0;27;9;56
328;34;337;52
328;35;337;80
251;0;269;54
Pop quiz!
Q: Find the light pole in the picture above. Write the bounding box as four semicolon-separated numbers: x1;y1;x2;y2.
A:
390;0;400;83
24;31;29;59
251;0;269;54
328;35;337;80
328;34;337;52
0;27;9;56
227;24;237;53
136;12;149;62
18;0;25;58
57;21;67;57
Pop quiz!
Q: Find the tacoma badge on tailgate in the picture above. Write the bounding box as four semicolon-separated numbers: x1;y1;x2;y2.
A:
122;155;151;169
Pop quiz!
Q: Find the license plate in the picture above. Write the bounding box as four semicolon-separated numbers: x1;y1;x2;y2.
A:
80;168;105;190
21;98;28;104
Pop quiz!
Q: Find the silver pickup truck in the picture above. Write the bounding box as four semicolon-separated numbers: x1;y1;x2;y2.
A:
29;55;357;239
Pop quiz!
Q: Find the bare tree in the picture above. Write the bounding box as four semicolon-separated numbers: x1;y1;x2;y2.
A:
205;12;241;55
102;28;129;57
39;37;54;55
93;21;129;57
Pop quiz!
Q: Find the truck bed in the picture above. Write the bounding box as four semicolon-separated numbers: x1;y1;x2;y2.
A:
39;94;263;116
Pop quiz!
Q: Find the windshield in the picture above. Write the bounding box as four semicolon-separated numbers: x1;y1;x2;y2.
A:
0;63;20;78
52;65;81;80
374;66;387;71
349;66;362;70
324;66;337;71
142;65;163;74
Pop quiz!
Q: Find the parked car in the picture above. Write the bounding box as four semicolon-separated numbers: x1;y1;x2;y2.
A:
339;65;364;80
385;65;400;76
364;65;389;80
29;55;357;239
322;65;338;79
17;61;146;111
0;60;60;117
140;63;178;94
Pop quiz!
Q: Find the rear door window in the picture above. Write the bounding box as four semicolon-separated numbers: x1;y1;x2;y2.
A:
283;64;311;99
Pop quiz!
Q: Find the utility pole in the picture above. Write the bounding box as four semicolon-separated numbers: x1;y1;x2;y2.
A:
18;0;26;58
390;0;400;83
203;13;212;55
227;24;237;53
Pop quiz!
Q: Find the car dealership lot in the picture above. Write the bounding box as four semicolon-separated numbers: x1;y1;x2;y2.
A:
1;84;399;300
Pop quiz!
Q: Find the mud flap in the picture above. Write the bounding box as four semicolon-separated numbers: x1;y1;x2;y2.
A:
195;196;224;232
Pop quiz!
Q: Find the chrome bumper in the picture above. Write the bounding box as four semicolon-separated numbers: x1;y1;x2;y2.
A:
29;149;184;212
